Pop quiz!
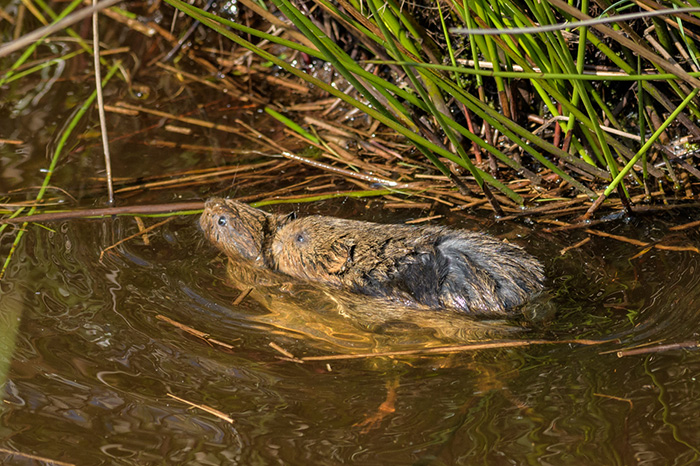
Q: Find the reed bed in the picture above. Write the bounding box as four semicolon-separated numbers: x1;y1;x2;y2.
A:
155;0;700;215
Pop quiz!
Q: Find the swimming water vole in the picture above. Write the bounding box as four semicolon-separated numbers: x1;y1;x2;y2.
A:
200;198;544;316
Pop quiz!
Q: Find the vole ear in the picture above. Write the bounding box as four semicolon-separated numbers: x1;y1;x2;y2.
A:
280;211;297;226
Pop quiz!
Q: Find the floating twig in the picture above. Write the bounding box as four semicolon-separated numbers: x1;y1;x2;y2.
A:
133;218;151;245
669;219;700;231
232;287;253;305
585;229;699;253
560;237;591;255
404;214;443;224
617;341;699;357
0;201;204;225
100;218;173;261
156;315;236;350
277;151;411;188
167;393;235;423
594;393;634;408
112;102;244;133
297;338;614;362
584;229;649;247
654;244;700;253
269;342;300;361
0;448;75;466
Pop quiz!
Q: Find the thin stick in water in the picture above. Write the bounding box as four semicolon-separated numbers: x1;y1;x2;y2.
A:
93;0;114;204
167;393;235;423
299;338;614;362
617;341;699;357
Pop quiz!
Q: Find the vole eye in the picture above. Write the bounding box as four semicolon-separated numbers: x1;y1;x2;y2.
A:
295;232;306;243
218;216;227;226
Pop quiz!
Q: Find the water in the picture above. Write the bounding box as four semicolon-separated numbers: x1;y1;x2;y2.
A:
2;18;700;466
1;194;699;465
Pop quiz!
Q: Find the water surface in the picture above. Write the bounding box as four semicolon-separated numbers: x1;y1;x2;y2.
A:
1;15;700;465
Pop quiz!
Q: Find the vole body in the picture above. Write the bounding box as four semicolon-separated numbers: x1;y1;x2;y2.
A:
200;198;544;316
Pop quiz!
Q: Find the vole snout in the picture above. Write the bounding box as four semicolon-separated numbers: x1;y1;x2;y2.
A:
199;197;270;262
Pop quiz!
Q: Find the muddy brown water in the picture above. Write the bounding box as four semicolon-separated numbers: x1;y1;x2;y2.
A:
3;190;700;466
3;31;700;466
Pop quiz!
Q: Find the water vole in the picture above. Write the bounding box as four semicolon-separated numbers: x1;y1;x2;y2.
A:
200;198;544;316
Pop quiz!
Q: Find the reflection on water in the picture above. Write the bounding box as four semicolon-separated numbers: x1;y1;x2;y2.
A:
224;259;521;354
1;215;699;465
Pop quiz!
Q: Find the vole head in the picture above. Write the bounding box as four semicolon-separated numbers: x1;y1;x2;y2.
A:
200;198;288;262
270;216;353;283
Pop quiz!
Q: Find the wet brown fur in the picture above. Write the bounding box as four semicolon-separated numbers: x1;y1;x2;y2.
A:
200;198;545;316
